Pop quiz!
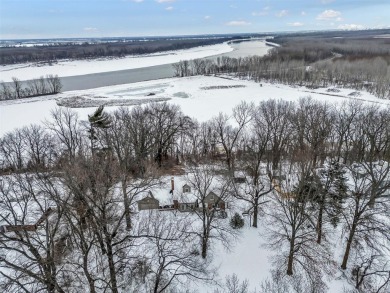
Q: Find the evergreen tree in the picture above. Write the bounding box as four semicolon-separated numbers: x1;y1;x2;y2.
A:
88;106;112;152
315;160;348;243
230;212;245;229
319;160;348;227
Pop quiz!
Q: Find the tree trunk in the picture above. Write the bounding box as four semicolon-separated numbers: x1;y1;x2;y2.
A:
252;199;259;228
201;235;208;259
201;240;207;259
156;147;162;167
106;239;119;293
316;198;324;244
83;252;96;293
341;223;356;270
226;152;232;170
287;232;295;275
153;266;164;293
121;180;131;230
272;150;280;171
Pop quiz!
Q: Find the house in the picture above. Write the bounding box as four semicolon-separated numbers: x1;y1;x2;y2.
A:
0;207;56;233
182;184;191;193
204;192;226;210
137;191;159;211
174;187;198;212
174;198;199;212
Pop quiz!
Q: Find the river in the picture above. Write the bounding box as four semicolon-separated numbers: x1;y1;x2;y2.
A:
60;39;271;91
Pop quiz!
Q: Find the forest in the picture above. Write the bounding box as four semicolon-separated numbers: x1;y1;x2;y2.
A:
1;98;389;292
0;36;244;65
173;30;390;99
0;75;62;100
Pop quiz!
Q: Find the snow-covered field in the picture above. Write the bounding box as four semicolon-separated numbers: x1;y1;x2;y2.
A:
1;75;389;136
0;42;234;82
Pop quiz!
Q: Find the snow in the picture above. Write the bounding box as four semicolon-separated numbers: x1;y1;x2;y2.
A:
1;75;389;137
1;40;389;293
208;226;272;291
0;42;234;82
135;173;273;292
135;173;354;293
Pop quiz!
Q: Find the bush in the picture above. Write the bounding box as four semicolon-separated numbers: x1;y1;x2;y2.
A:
230;213;244;229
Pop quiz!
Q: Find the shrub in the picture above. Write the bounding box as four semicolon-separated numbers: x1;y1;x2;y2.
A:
230;213;244;229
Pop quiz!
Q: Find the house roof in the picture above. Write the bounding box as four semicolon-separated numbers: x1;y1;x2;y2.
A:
178;193;198;204
137;191;159;203
205;191;224;203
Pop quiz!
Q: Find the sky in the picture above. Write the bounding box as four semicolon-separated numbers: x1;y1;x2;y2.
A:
0;0;389;39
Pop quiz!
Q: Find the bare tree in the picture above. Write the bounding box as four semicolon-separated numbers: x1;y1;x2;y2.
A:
135;211;211;293
333;100;363;164
212;101;253;170
45;108;83;162
11;77;23;99
258;99;293;171
145;102;192;167
22;124;55;170
0;173;69;293
0;128;26;170
61;153;123;293
214;274;249;293
340;161;390;270
186;164;235;259
46;74;62;94
291;97;334;168
104;107;158;230
264;161;334;291
348;249;390;292
0;82;13;100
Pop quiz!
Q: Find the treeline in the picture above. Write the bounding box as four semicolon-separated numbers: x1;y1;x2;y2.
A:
270;35;390;57
0;37;239;65
0;74;62;100
0;99;390;292
1;99;389;175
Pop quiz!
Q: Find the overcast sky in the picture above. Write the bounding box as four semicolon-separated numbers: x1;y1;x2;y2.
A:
0;0;389;39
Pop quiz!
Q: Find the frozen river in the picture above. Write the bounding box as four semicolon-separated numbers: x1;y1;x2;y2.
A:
60;64;176;91
1;39;272;91
60;40;271;91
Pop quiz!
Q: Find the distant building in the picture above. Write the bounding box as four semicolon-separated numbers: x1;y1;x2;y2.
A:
136;186;228;213
204;192;226;210
174;198;199;212
233;171;246;183
137;191;159;211
182;184;191;193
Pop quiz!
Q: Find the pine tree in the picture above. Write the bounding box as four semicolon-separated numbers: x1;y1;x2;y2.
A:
88;106;112;153
230;212;245;229
315;160;348;243
320;160;348;227
88;106;112;130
